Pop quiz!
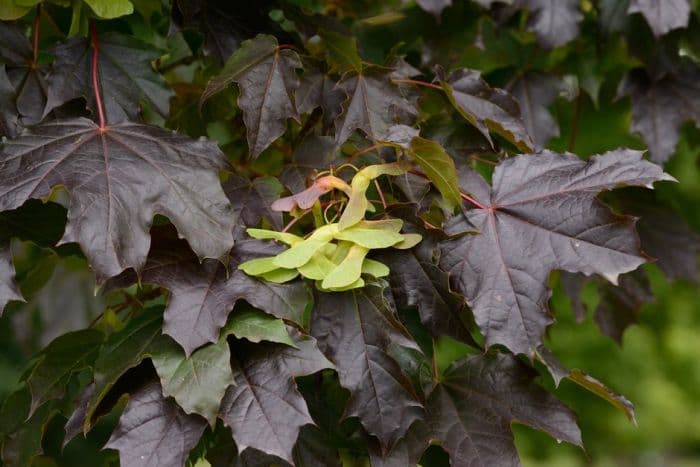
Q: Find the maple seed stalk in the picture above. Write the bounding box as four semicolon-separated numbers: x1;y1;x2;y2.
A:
90;21;107;129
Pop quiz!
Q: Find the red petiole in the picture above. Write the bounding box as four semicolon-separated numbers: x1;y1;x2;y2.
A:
90;20;106;129
392;78;443;90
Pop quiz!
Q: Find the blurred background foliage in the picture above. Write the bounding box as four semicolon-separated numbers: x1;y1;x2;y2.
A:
511;123;700;465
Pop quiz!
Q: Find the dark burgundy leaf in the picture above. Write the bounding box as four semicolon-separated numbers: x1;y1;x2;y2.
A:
431;353;582;464
416;0;452;16
392;172;432;208
0;243;22;313
171;0;280;62
0;65;20;138
517;0;583;49
511;72;561;149
219;334;333;463
296;67;345;131
207;431;337;467
235;448;289;467
311;284;424;451
614;191;700;281
562;195;698;339
595;270;654;343
377;236;474;344
292;426;342;467
634;205;700;281
440;150;672;356
279;135;339;193
202;35;302;158
107;227;308;356
628;0;690;37
0;22;32;65
618;66;700;164
63;383;96;447
0;118;235;282
0;22;46;126
43;33;173;123
559;271;587;322
438;67;533;152
105;379;208;467
372;353;582;466
224;175;284;230
334;69;417;146
387;56;421;81
381;123;419;148
293;376;351;467
367;422;430;467
84;312;163;431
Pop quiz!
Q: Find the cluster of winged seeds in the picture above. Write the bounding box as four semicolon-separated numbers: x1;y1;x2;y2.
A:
240;162;421;291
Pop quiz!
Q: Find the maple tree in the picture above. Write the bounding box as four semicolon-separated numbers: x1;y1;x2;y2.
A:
0;1;698;466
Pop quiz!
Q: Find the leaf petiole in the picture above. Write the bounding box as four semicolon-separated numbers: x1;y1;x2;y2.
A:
32;5;41;68
409;168;488;210
391;78;443;90
90;20;106;129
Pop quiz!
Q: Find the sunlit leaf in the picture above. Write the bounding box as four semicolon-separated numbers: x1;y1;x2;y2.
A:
440;150;673;356
105;379;208;467
0;119;235;282
628;0;690;37
202;34;302;157
219;333;333;463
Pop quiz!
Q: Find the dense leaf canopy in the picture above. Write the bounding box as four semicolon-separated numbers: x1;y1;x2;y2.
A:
0;1;697;466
